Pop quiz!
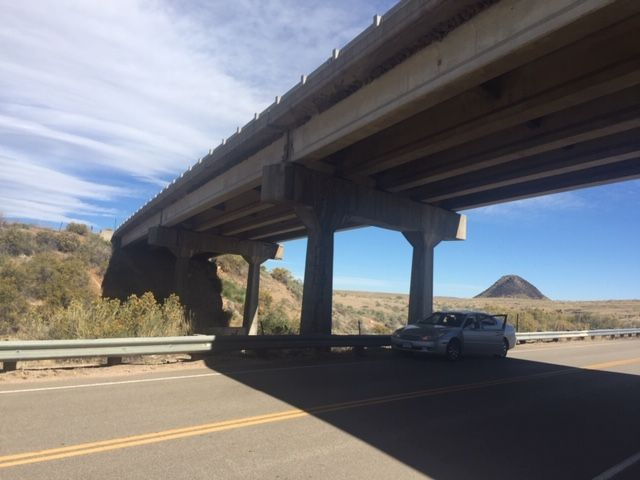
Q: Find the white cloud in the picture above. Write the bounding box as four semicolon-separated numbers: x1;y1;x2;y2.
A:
0;0;390;225
0;150;126;224
466;191;586;220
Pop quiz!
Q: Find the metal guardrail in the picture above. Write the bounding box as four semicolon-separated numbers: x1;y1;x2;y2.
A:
0;335;389;371
1;329;639;371
516;328;640;342
0;336;215;363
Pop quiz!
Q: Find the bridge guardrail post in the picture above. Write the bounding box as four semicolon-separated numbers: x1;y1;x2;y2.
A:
2;361;17;372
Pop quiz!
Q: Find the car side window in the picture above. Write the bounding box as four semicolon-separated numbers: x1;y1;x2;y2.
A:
480;314;499;330
464;315;478;329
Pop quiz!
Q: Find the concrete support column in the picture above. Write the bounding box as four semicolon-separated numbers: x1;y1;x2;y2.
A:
242;255;268;335
173;249;191;302
403;232;441;324
296;205;344;335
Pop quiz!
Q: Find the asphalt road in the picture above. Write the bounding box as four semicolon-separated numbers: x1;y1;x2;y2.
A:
1;339;639;480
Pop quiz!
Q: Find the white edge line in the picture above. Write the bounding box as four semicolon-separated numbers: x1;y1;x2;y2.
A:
592;451;640;480
0;361;375;395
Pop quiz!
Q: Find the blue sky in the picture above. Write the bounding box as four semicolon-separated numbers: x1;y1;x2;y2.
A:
1;1;639;300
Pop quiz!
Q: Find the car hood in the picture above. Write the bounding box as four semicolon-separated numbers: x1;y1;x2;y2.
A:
398;324;456;335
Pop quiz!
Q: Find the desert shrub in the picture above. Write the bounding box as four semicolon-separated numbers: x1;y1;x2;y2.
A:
0;226;36;256
270;267;303;299
24;253;92;309
0;257;29;335
24;293;191;340
35;230;59;251
66;222;89;236
216;255;247;276
78;234;112;274
259;300;298;334
55;232;81;253
221;278;245;304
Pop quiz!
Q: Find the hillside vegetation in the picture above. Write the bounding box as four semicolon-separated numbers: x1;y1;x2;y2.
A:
1;221;638;339
0;222;189;339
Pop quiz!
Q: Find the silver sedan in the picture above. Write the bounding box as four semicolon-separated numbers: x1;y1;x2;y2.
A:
391;310;517;361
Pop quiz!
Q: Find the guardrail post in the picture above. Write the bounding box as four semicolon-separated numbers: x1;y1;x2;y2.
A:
2;361;17;372
107;356;123;366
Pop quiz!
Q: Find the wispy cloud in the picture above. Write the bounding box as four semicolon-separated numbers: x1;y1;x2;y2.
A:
466;191;586;222
1;0;388;225
0;149;126;224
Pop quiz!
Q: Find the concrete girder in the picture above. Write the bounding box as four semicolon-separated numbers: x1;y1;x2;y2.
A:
290;0;639;167
147;226;283;261
418;129;640;203
445;157;640;210
248;222;306;241
220;207;298;237
194;203;272;232
378;88;640;192
261;164;466;239
119;137;286;247
337;18;640;178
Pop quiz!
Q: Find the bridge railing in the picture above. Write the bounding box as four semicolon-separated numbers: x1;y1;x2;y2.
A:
1;329;639;371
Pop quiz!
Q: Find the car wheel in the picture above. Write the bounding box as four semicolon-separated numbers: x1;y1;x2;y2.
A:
445;339;461;361
499;338;509;358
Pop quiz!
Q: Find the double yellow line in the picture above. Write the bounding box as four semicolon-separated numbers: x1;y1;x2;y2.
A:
1;357;638;469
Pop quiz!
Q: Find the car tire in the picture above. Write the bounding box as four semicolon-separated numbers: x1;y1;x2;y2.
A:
499;338;509;358
445;339;461;361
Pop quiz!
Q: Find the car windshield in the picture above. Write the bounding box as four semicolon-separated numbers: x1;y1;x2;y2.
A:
417;312;465;328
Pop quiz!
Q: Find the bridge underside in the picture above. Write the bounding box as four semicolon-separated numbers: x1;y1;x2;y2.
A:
110;0;640;334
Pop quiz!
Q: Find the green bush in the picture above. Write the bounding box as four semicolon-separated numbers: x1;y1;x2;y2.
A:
78;234;112;274
24;253;92;309
222;278;245;304
271;267;303;299
0;257;29;335
35;230;59;251
259;300;298;334
20;293;191;340
55;232;81;253
66;222;89;236
0;226;36;256
216;255;247;276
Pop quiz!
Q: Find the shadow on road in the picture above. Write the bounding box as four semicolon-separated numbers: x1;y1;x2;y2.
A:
204;349;640;479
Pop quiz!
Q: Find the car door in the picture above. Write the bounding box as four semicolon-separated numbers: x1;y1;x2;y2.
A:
462;314;484;355
478;314;504;355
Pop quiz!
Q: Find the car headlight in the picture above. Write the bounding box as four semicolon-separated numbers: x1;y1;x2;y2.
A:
420;333;444;341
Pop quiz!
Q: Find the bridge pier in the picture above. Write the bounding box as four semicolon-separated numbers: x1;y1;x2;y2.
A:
102;243;224;332
262;163;465;335
242;253;270;335
147;227;283;335
295;205;346;335
403;232;442;324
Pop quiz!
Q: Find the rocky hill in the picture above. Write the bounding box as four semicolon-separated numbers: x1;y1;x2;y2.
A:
475;275;548;300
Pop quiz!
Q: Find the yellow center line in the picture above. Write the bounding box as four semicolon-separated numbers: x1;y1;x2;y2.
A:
1;357;639;469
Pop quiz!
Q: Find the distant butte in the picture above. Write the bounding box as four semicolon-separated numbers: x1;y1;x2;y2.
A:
475;275;548;300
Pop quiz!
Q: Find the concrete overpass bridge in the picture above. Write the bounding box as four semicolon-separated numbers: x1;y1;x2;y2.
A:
106;0;640;335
